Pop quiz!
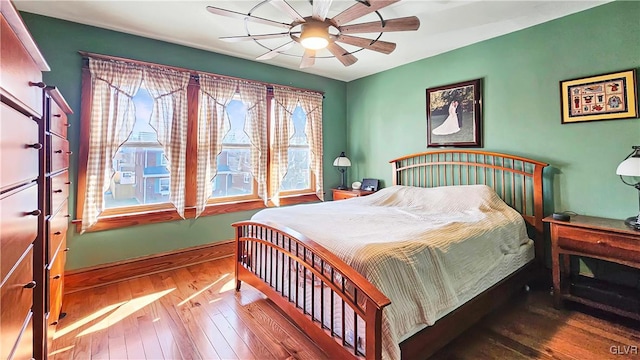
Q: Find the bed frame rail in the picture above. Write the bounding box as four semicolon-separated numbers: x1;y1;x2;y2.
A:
390;150;547;261
233;221;391;360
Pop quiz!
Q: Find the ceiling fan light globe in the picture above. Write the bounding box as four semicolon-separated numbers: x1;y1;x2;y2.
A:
301;36;328;50
300;21;329;50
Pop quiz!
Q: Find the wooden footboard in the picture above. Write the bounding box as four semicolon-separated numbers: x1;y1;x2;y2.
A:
233;221;391;360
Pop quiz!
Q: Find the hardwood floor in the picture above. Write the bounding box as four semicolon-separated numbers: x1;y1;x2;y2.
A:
52;257;640;359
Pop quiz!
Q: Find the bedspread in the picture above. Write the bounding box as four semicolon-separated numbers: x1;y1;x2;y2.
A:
251;184;532;360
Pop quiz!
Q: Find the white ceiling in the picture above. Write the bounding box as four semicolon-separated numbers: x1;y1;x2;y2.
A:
16;0;611;82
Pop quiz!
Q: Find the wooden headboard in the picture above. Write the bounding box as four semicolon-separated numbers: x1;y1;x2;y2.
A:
390;150;548;260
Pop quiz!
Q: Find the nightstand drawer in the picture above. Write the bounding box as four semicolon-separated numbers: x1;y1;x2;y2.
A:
556;226;640;264
332;189;374;201
333;191;355;201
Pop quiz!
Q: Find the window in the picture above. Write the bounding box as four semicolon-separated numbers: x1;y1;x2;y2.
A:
76;54;324;232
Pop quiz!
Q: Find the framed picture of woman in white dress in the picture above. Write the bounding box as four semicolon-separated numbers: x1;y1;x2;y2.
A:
426;78;482;148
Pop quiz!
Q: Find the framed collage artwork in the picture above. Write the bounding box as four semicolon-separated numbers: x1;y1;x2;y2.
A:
560;69;638;124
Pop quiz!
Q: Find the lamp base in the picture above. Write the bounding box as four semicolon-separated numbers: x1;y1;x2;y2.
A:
624;216;640;230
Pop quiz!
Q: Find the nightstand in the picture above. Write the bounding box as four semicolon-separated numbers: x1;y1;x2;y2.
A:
332;188;374;201
544;215;640;321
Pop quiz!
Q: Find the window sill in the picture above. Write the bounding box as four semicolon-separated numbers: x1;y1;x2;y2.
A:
73;193;322;232
73;207;184;233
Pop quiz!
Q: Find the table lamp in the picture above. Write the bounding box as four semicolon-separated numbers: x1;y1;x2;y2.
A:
333;152;351;190
616;145;640;230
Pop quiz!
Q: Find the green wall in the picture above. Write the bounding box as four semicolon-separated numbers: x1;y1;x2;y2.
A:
346;1;639;284
21;2;640;277
21;13;348;270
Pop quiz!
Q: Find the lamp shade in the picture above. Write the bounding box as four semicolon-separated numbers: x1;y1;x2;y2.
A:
616;150;640;177
333;152;351;167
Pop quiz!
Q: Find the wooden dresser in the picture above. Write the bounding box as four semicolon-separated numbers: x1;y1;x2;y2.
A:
43;87;72;353
1;0;72;358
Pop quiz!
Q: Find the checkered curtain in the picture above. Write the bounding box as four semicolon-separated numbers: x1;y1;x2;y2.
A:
144;68;191;218
271;87;298;206
81;58;143;233
196;75;237;216
238;81;268;205
298;92;324;201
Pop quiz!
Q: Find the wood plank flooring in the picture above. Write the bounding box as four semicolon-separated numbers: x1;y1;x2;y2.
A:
52;257;640;359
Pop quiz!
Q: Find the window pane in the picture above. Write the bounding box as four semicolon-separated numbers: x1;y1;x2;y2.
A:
280;105;311;191
280;148;310;191
222;99;250;145
105;86;171;208
211;98;254;199
212;149;253;197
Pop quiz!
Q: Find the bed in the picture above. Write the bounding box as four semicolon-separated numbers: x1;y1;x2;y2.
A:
232;150;547;360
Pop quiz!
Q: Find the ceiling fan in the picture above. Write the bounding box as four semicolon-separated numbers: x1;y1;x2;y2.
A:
206;0;420;68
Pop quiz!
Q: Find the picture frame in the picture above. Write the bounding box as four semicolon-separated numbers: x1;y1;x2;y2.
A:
560;69;638;124
426;78;482;148
361;178;379;192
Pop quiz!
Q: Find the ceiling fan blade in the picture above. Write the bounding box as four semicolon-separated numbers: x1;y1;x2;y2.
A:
206;6;291;29
220;32;294;42
326;42;358;67
312;0;333;21
331;0;400;26
300;49;316;68
269;0;306;23
339;16;420;34
256;41;296;60
334;34;396;54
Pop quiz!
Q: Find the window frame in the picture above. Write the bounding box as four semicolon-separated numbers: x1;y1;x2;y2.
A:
74;53;323;232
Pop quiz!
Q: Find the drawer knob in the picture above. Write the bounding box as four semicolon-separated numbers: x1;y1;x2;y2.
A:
54;231;62;235
65;181;72;185
65;123;71;127
596;240;607;246
27;143;43;150
23;281;37;289
53;274;61;280
66;151;73;155
53;114;62;118
53;189;63;193
27;209;41;216
29;81;46;88
64;247;70;252
50;321;58;326
54;149;62;153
